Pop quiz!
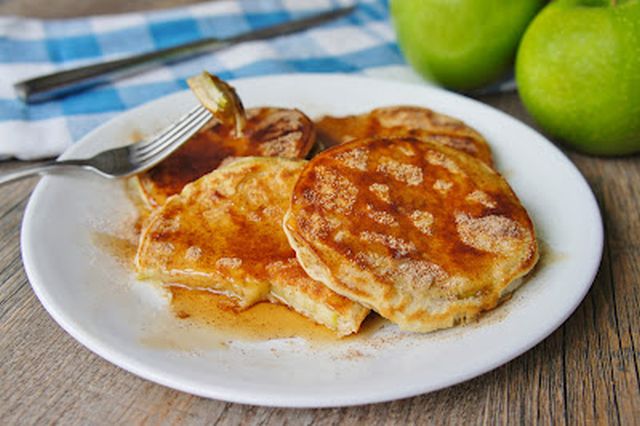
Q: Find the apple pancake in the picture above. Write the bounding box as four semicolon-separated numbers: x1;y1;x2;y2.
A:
135;107;316;207
136;157;368;335
266;258;369;336
284;137;538;332
316;105;493;165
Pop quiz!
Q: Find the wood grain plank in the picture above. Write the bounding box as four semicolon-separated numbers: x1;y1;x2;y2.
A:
0;185;33;320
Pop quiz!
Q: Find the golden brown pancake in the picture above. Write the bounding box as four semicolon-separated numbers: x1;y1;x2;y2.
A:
316;105;493;166
135;107;316;207
266;258;369;336
135;157;368;335
284;137;538;332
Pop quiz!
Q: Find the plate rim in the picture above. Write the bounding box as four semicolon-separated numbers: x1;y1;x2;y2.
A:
20;72;604;407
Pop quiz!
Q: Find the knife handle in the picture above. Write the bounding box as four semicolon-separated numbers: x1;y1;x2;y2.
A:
14;37;229;103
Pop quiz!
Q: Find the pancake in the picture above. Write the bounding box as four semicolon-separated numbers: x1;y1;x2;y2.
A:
284;137;538;332
135;157;368;335
266;259;369;336
316;105;493;166
135;107;316;207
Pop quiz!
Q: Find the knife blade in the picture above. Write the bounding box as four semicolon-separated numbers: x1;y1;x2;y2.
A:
14;5;355;103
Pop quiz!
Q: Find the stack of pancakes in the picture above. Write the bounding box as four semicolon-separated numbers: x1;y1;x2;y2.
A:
134;99;538;336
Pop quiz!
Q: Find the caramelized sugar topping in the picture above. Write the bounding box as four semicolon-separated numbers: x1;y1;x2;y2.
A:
292;137;534;280
136;157;369;334
138;159;304;290
286;137;538;330
316;105;493;166
168;287;341;343
138;107;315;206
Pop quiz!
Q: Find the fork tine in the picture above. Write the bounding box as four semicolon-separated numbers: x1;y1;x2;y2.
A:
132;114;212;173
132;109;212;163
135;107;212;157
134;106;211;156
133;105;207;151
132;108;213;167
133;108;211;162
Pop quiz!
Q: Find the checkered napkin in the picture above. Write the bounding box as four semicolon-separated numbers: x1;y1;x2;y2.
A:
0;0;411;160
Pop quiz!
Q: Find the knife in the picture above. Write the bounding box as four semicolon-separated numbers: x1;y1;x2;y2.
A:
14;5;355;103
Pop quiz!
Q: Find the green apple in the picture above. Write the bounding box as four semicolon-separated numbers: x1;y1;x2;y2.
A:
516;0;640;155
390;0;544;90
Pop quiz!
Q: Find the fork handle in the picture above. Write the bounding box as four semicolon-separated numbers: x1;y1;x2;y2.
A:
0;159;86;186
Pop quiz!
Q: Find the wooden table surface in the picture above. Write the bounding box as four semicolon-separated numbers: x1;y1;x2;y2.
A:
1;1;639;424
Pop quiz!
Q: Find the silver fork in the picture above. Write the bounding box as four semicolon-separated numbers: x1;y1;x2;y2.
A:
0;105;212;186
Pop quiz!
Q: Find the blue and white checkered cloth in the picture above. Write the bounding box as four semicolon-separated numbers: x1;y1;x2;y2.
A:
0;0;419;160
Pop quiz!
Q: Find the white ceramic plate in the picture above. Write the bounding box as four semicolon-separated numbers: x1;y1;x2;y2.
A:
21;74;603;407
